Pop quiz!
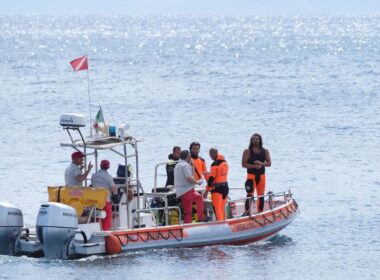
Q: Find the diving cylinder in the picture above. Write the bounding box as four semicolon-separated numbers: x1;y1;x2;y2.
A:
0;202;23;255
36;202;78;259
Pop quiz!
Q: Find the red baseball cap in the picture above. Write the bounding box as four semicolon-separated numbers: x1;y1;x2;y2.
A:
71;151;85;160
100;160;110;169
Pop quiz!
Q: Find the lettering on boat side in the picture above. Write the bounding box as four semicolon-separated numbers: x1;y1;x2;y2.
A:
229;219;258;232
63;212;77;218
8;211;22;216
39;210;47;216
68;189;83;197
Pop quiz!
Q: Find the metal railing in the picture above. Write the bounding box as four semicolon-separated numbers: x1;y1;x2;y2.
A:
227;189;294;217
228;189;292;203
153;161;173;192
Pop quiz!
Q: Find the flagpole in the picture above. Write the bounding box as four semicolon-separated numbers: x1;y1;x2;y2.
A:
107;106;116;125
86;58;92;136
70;54;92;136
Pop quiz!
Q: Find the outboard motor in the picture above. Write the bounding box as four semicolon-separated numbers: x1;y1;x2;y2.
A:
0;202;23;255
36;202;78;259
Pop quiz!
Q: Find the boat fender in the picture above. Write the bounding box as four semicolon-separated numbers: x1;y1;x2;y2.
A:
105;234;122;255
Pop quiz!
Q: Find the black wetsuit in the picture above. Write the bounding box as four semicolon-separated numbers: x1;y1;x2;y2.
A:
247;148;266;184
165;154;177;186
245;148;266;212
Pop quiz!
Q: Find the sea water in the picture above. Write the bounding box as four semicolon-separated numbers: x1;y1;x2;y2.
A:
0;15;379;280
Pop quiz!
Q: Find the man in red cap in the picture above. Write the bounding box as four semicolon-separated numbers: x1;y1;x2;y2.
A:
91;160;117;230
65;151;93;186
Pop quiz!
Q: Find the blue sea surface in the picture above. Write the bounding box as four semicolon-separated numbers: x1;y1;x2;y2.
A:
0;15;379;280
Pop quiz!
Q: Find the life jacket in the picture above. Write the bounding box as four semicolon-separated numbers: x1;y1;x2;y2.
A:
207;154;228;190
191;156;207;180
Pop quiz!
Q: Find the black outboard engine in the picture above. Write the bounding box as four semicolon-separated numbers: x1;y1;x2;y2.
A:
0;202;23;255
36;202;78;259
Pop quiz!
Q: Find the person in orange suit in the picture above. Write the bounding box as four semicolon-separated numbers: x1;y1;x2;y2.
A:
189;142;209;183
242;133;271;214
203;148;229;221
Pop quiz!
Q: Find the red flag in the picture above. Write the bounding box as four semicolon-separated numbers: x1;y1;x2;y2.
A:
70;56;88;71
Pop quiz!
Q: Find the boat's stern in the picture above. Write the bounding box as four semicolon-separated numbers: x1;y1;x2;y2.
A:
0;202;23;255
36;202;79;259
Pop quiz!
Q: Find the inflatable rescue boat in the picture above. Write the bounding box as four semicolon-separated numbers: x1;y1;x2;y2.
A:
0;113;299;259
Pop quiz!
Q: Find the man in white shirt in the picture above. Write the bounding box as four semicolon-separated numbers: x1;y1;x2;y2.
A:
91;160;117;230
174;150;205;223
91;160;117;194
65;151;93;186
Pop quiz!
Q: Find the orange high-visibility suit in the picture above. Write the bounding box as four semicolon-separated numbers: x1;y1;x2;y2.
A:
206;154;229;221
192;156;208;181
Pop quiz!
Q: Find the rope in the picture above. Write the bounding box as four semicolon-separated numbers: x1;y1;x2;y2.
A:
170;229;184;241
293;200;299;209
148;231;160;241
116;228;184;245
159;230;171;240
115;235;128;246
263;213;275;224
286;205;293;215
279;209;288;219
126;233;139;242
138;232;149;242
268;211;276;223
251;216;264;227
57;186;62;202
